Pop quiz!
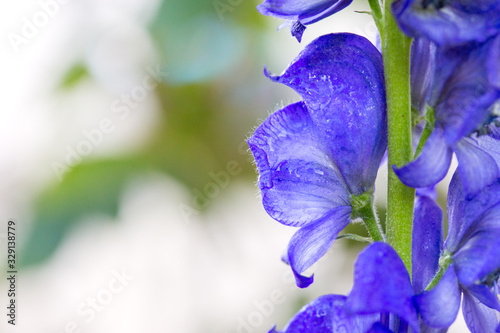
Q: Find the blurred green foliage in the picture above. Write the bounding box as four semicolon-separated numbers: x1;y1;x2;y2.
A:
21;0;270;266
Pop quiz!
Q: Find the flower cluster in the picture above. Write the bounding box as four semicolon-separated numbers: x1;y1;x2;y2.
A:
249;0;500;332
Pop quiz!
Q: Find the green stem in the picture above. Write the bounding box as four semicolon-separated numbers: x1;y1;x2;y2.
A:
337;233;373;243
414;106;435;157
382;0;415;275
351;193;385;242
368;0;383;33
425;252;452;291
360;202;385;242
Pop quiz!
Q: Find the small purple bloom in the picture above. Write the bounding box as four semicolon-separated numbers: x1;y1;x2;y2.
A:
392;0;500;46
257;0;353;42
248;33;386;287
394;34;500;196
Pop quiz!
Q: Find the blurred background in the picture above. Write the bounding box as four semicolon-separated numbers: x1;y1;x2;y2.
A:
0;0;468;332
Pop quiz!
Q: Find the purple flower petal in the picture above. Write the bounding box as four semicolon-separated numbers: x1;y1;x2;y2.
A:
258;0;353;42
393;127;452;188
257;0;353;38
345;242;419;332
367;323;393;333
473;134;500;168
466;284;500;312
287;206;351;288
265;33;386;195
431;35;500;145
452;203;500;287
445;172;500;252
454;137;500;198
248;102;350;227
462;289;500;333
392;0;500;46
412;195;443;293
411;38;436;113
413;266;460;328
270;294;378;333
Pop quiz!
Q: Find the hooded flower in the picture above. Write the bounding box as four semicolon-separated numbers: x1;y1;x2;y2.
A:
392;0;500;46
412;172;500;332
394;34;500;197
248;33;386;288
257;0;353;42
270;242;428;333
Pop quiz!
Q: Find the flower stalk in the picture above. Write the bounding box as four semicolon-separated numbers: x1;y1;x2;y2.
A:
382;0;414;275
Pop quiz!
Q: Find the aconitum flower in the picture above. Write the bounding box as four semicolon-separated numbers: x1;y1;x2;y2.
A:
394;34;500;196
415;172;500;332
248;33;386;288
257;0;353;42
392;0;500;46
270;242;432;332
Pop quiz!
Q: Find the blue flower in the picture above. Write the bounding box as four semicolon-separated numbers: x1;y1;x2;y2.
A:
394;34;500;197
248;33;386;288
270;241;438;332
257;0;353;42
392;0;500;46
413;173;500;332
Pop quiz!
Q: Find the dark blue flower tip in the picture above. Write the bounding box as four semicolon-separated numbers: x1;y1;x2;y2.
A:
392;0;500;46
257;0;353;41
412;195;443;293
264;33;387;195
462;289;500;333
393;127;452;189
345;242;420;332
431;34;500;145
270;294;379;333
290;21;306;43
413;266;460;328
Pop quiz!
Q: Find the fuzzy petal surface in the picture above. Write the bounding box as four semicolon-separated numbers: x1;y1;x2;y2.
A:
248;101;350;227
